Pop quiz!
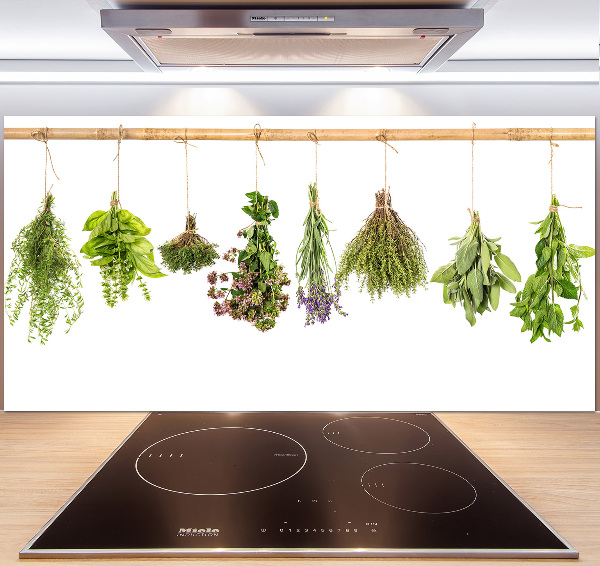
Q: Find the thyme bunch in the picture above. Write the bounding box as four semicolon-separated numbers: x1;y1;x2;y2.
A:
81;191;165;306
159;213;219;274
336;189;427;300
511;195;594;342
295;183;347;325
5;194;84;343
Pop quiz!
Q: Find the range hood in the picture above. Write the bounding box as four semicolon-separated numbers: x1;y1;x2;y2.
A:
100;8;483;73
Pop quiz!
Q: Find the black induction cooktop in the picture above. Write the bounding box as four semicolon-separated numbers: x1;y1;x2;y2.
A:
20;412;577;559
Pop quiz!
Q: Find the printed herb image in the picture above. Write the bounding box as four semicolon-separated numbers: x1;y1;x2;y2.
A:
159;213;219;274
81;191;165;306
336;188;427;300
5;194;84;344
208;191;290;332
431;210;521;326
296;183;347;325
510;195;594;342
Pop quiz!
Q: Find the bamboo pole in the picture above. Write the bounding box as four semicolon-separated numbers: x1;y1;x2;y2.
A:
3;127;594;142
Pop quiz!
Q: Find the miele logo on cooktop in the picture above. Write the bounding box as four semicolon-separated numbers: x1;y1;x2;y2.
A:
273;452;299;457
177;528;220;537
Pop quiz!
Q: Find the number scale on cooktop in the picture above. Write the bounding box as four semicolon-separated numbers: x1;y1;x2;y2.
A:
20;412;577;559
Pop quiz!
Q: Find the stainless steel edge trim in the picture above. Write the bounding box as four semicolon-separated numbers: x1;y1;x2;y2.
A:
430;413;579;558
19;412;153;556
19;546;579;559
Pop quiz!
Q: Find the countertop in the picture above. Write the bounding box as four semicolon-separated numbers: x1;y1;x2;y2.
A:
1;412;598;565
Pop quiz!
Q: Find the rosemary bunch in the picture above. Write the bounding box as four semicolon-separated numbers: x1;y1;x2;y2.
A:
159;213;219;274
5;194;84;343
336;189;427;300
510;195;594;342
81;191;165;306
296;183;347;325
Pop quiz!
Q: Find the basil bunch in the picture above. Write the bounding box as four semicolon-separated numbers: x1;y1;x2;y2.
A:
81;191;165;306
5;194;84;343
510;195;594;342
432;211;521;326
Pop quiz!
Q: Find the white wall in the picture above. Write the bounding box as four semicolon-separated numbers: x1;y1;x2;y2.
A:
3;112;595;411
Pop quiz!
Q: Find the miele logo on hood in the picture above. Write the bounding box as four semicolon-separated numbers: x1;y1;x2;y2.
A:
178;527;220;537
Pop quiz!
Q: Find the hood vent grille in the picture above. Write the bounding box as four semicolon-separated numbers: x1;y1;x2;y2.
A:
140;36;446;67
101;8;483;73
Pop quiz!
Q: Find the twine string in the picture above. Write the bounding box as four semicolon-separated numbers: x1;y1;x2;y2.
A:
471;122;476;217
174;133;197;219
307;131;320;214
547;132;580;212
31;128;59;201
111;125;124;207
375;129;398;212
254;124;265;197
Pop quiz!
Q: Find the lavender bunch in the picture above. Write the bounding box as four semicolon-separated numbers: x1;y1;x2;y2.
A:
296;183;347;325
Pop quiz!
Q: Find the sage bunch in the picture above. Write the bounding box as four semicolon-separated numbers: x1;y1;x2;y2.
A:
208;191;290;332
336;189;427;300
295;183;347;325
5;194;84;343
159;213;219;274
510;195;594;342
431;211;521;326
81;191;165;306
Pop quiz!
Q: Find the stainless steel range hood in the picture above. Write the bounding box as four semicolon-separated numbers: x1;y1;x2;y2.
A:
100;8;483;73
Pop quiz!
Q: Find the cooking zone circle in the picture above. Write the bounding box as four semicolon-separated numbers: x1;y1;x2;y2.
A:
361;462;477;514
322;417;430;454
135;427;307;496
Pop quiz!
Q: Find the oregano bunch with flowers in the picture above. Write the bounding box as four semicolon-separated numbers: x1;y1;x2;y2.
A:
296;182;347;325
207;191;290;332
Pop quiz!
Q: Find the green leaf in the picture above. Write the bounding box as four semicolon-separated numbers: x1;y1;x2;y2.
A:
495;252;521;282
480;237;490;274
117;209;133;223
245;191;258;203
487;241;498;253
120;233;136;243
259;251;272;270
268;200;279;219
128;216;151;236
496;272;517;294
552;304;564;336
90;255;113;266
534;239;545;259
557;247;567;271
489;281;500;310
536;215;551;237
431;262;456;284
246;226;255;239
83;210;108;231
462;291;476;326
567;244;595;259
542;246;552;262
448;236;462;241
130;252;161;276
557;279;578;300
128;237;153;255
456;239;478;275
467;268;484;307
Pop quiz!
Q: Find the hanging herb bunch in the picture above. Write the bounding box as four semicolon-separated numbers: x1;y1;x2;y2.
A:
337;135;427;300
337;187;428;300
81;191;166;306
208;191;291;332
5;133;83;344
158;137;219;274
5;193;84;344
159;213;219;274
510;142;594;342
431;210;521;326
296;182;347;325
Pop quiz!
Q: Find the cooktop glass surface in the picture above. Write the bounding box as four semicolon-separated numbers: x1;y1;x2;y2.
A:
20;412;577;558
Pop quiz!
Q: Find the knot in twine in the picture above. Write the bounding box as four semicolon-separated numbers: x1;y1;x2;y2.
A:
110;200;119;207
468;208;480;222
549;205;559;212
